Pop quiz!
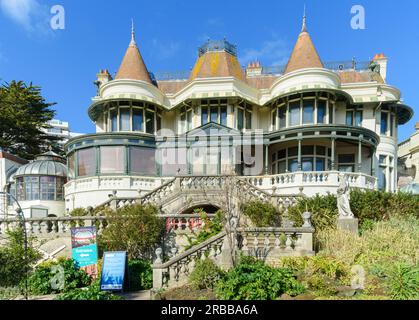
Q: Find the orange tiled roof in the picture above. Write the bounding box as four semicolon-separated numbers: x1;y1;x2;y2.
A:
189;51;246;81
115;36;153;84
284;29;323;74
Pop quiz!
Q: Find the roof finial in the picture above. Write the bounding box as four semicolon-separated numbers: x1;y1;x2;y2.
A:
130;18;136;46
302;4;307;32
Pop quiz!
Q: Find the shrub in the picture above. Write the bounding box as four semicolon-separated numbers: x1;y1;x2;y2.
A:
25;258;91;295
279;255;351;296
288;194;338;231
288;191;419;232
0;287;21;300
189;259;224;290
99;204;165;260
56;280;121;300
215;256;305;300
242;201;281;227
184;210;224;250
0;227;41;287
387;263;419;300
127;260;152;291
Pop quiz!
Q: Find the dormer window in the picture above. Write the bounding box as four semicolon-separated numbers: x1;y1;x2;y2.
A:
201;99;228;126
236;101;252;131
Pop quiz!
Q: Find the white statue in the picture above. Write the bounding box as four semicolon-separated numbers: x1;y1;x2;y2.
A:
337;173;354;219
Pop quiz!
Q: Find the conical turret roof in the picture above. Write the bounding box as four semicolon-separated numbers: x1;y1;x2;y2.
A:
115;22;153;84
284;13;323;74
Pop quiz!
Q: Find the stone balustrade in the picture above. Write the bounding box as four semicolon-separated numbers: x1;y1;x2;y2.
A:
245;171;377;194
152;211;315;290
162;213;216;232
152;231;227;290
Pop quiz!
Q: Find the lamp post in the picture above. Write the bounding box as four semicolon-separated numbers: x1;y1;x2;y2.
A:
0;191;28;300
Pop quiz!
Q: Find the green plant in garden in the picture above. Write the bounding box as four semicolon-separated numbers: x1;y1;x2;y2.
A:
288;194;338;231
99;204;165;260
25;258;91;295
0;287;21;300
184;210;224;251
189;258;224;290
215;255;305;300
0;227;41;288
242;201;281;227
387;263;419;300
127;260;153;291
56;280;122;300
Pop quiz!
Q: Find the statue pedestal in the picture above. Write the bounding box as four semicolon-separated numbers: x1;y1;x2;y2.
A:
337;218;359;235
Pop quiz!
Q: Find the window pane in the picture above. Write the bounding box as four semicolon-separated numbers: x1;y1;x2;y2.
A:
339;154;355;163
316;158;325;171
68;153;75;179
187;110;193;130
245;111;252;130
100;146;124;174
288;147;298;157
130;147;156;175
210;107;218;123
288;159;299;172
40;176;55;201
303;100;314;124
329;104;334;124
161;148;186;176
220;106;227;126
302;157;313;171
355;111;363;127
302;146;314;155
378;166;386;191
278;108;286;128
381;112;388;135
316;146;326;156
120;109;130;131
390;114;394;136
237;109;244;130
201;107;208;125
379;155;387;165
278;160;286;174
317;101;326;124
346;111;353;126
146;110;154;133
339;165;354;173
77;148;96;177
56;178;64;201
192;147;205;175
278;149;286;159
271;110;277;127
133;109;143;131
110;109;118;132
289;102;300;126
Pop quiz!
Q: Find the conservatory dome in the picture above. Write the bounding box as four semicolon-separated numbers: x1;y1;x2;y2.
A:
14;151;68;178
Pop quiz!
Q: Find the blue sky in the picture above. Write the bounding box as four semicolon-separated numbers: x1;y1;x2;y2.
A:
0;0;417;142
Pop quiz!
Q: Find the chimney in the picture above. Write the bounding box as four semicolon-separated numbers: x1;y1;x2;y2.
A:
246;61;263;77
96;69;113;85
373;53;388;82
415;122;419;131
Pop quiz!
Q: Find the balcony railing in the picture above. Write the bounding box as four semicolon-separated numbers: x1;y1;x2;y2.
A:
152;59;372;81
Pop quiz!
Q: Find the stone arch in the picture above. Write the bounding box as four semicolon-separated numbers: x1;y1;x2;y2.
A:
175;200;224;216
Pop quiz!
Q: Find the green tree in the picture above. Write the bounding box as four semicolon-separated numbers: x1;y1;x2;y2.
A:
98;204;165;260
0;80;61;159
0;227;41;287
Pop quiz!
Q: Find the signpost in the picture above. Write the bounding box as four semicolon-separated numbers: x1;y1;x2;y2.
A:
71;226;98;278
100;251;128;292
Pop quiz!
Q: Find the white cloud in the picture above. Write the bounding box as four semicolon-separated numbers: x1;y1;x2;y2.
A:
240;36;291;66
0;0;51;34
151;39;181;60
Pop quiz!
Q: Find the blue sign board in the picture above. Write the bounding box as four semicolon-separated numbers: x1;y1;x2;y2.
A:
100;251;127;291
71;227;98;277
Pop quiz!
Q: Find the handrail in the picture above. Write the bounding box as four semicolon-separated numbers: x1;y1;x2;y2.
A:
153;231;227;269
